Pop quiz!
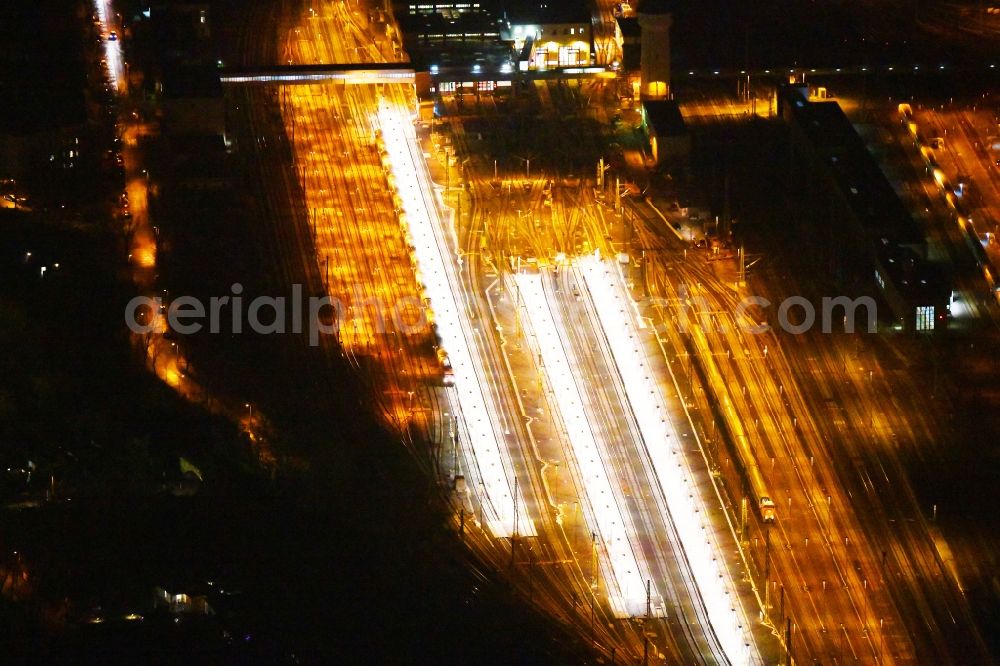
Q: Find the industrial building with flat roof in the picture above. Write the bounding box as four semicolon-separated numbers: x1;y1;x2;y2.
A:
780;87;950;332
640;99;688;164
394;0;595;76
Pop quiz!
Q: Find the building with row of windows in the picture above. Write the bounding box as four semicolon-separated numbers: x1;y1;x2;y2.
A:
501;2;593;70
393;0;594;76
780;86;949;332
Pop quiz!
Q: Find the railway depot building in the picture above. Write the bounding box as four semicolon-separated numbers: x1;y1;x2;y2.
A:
394;0;593;76
501;1;593;70
640;99;689;165
779;87;949;332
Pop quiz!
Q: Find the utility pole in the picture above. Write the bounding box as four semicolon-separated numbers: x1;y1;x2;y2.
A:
641;248;648;298
591;531;597;586
451;419;458;481
511;475;519;570
644;578;651;665
528;544;533;601
744;25;751;102
785;618;792;665
764;525;771;582
722;169;731;238
590;589;595;648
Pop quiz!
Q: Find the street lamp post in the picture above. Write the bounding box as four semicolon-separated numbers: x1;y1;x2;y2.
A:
515;156;532;179
880;616;884;663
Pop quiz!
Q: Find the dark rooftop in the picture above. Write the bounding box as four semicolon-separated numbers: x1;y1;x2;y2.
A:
165;134;230;182
876;242;950;303
636;0;673;15
642;100;687;137
142;0;214;65
782;88;923;246
147;0;211;8
616;16;641;39
503;0;592;25
162;64;223;99
0;0;86;135
397;11;504;42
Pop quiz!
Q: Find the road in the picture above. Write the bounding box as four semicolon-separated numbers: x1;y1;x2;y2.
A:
868;98;1000;319
918;1;1000;42
916;102;1000;277
93;0;125;93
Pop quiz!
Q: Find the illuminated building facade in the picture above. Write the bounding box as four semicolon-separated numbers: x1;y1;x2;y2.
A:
502;3;593;71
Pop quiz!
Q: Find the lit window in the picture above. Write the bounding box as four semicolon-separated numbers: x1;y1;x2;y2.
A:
915;305;934;331
559;47;581;66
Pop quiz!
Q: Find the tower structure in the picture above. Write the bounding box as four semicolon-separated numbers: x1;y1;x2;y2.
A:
637;0;672;99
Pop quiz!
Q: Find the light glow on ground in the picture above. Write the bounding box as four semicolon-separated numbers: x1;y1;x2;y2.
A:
93;0;125;92
377;98;533;538
514;271;649;617
580;254;753;664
